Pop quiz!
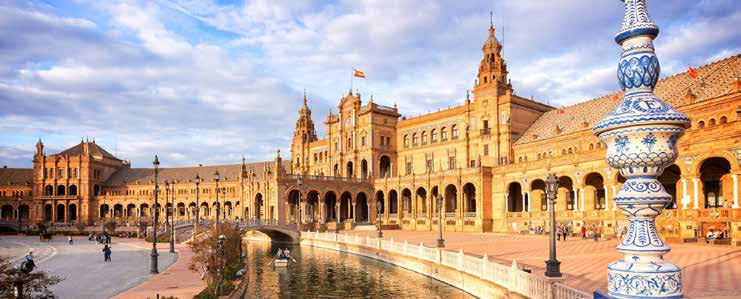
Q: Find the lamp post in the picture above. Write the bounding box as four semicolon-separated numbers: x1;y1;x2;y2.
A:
101;197;106;236
194;174;200;240
436;194;444;248
544;173;561;278
297;178;302;232
16;196;22;233
335;203;340;233
214;170;220;232
376;201;383;238
150;155;160;274
217;234;225;296
167;181;174;253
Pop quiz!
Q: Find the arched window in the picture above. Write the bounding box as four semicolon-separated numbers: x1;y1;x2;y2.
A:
403;135;409;148
698;120;705;128
431;129;438;143
483;76;488;84
589;143;594;150
720;116;728;124
412;133;418;146
421;131;427;144
451;125;459;140
562;149;567;155
441;127;448;141
568;148;573;154
709;118;716;126
537;153;542;160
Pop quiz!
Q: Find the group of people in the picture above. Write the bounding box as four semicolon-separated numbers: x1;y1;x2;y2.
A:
705;229;727;243
275;248;291;260
555;224;572;242
88;232;112;244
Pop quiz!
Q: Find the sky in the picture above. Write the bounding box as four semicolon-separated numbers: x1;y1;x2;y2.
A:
0;0;739;168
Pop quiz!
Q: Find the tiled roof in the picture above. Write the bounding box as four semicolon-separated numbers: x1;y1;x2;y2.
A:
105;161;283;186
58;141;120;160
515;54;739;144
0;168;33;186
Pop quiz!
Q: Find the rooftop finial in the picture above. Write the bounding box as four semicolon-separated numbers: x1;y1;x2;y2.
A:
303;88;307;106
489;11;495;36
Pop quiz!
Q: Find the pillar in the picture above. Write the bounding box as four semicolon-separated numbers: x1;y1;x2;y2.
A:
605;185;610;211
580;188;585;211
573;189;579;211
692;178;699;209
521;192;527;212
732;174;738;208
681;178;689;209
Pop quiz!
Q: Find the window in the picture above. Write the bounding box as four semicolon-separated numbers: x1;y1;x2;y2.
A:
451;125;459;140
421;131;427;145
431;129;438;143
43;168;47;178
441;127;448;141
361;136;366;147
334;142;338;151
314;153;318;162
426;159;433;173
709;118;716;126
568;148;573;154
347;137;352;149
386;137;391;148
720;116;728;124
483;144;489;156
403;135;409;148
448;156;456;169
412;133;418;146
589;143;594;150
405;161;413;175
698;120;705;128
562;149;567;155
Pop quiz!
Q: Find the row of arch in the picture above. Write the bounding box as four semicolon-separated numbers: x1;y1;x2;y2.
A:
43;184;102;196
697;116;729;128
0;204;30;221
375;183;477;216
286;190;370;224
403;125;459;148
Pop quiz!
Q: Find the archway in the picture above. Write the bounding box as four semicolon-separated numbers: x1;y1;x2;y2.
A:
200;202;210;218
340;191;352;222
254;193;264;220
324;191;338;221
658;165;681;209
69;185;78;196
507;183;523;212
99;204;109;219
114;204;123;218
584;173;605;210
346;162;354;178
699;157;732;208
127;204;136;218
56;185;66;196
0;205;13;220
56;204;65;222
416;187;427;214
44;204;52;222
558;176;575;211
356;192;369;223
361;159;369;179
375;191;385;214
463;183;476;214
177;202;186;219
531;179;547;211
44;185;53;196
188;202;196;219
140;203;149;217
307;191;320;223
19;205;29;221
401;188;412;214
444;185;457;213
288;190;300;223
379;155;391;178
388;190;398;215
68;204;77;221
224;201;232;219
431;186;439;213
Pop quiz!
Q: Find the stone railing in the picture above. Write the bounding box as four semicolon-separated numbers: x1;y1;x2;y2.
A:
284;174;369;183
304;231;592;299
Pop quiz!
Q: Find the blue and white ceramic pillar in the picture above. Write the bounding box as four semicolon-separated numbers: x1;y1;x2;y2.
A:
593;1;689;298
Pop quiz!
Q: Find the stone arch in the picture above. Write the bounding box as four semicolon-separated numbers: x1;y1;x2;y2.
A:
401;188;412;214
0;205;13;220
44;204;52;222
388;190;398;214
200;202;210;217
324;191;338;222
558;176;575;211
658;164;681;209
531;179;547;211
56;185;66;196
140;203;149;217
19;205;29;221
584;172;605;210
188;202;196;218
507;182;523;212
375;190;385;214
346;161;354;178
68;203;77;221
444;184;457;213
693;151;739;174
415;187;427;214
340;191;353;222
361;159;369;179
463;183;476;214
177;202;186;218
99;204;109;219
56;203;65;222
69;185;78;196
287;189;300;223
379;155;391;178
431;186;440;213
698;156;732;208
355;192;369;223
126;203;136;218
254;193;264;220
113;204;123;218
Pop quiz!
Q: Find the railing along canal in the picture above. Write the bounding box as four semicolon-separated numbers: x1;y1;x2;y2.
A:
304;231;592;299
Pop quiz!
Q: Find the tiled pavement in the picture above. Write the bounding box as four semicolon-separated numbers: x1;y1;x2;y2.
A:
350;230;740;299
112;240;206;299
0;236;57;265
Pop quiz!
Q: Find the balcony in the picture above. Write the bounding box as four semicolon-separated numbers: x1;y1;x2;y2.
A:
40;195;79;200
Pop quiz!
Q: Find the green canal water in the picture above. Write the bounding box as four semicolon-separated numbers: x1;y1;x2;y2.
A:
242;241;475;298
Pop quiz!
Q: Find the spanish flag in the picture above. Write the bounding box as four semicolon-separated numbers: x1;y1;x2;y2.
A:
687;65;698;78
353;69;366;78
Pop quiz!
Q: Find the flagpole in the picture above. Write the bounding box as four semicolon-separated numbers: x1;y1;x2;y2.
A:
350;68;354;92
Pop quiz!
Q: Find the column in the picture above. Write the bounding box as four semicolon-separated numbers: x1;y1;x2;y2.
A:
611;186;617;210
681;179;689;209
521;192;527;212
319;201;325;224
692;178;699;209
732;174;738;208
573;189;579;211
580;189;585;211
604;185;610;211
504;193;509;212
351;202;357;223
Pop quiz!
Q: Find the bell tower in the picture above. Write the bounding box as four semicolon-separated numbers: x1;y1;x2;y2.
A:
290;91;318;175
475;13;511;96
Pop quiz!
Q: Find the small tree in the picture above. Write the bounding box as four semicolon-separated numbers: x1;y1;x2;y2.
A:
189;223;243;296
0;257;62;298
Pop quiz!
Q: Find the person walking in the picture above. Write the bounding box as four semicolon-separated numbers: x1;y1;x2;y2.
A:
563;225;568;242
68;235;73;245
581;225;587;240
556;225;563;242
103;244;112;262
593;225;599;242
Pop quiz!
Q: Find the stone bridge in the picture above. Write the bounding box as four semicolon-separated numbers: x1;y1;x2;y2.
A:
171;219;301;243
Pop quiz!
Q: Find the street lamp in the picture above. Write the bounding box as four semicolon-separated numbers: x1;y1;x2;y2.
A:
335;203;340;233
214;170;220;231
377;200;383;238
166;180;174;253
297;178;302;232
150;155;160;274
545;173;561;278
217;234;226;296
194;174;200;240
436;194;444;248
16;196;22;233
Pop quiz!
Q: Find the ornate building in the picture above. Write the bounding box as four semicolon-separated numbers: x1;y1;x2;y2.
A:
1;22;739;244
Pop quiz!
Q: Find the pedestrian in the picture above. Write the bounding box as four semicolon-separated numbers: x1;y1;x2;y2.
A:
103;244;112;262
593;226;599;242
563;226;568;242
68;235;73;245
556;226;562;242
581;225;587;239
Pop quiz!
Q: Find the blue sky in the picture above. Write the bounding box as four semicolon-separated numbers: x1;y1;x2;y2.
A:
0;0;739;168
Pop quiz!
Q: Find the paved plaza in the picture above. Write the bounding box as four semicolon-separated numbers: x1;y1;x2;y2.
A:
350;231;740;298
0;236;177;299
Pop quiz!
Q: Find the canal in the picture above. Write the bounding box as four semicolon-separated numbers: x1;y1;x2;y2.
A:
242;240;475;298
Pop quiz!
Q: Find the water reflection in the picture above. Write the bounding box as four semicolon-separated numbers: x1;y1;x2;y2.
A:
243;241;474;298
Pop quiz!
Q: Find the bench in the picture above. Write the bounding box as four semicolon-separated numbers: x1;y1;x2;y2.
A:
708;238;732;245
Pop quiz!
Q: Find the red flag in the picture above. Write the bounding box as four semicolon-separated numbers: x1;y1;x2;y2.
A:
687;65;698;78
557;109;565;115
353;69;366;78
613;94;619;102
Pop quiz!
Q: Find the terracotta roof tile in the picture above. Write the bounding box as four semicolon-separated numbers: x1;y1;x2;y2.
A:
515;54;739;144
105;161;285;186
0;168;33;186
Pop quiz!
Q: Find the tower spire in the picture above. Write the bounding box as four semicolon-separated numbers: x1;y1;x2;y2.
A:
489;11;495;36
303;88;307;106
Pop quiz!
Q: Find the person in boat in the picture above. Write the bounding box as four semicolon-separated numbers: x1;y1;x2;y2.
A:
283;248;290;258
276;249;285;259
